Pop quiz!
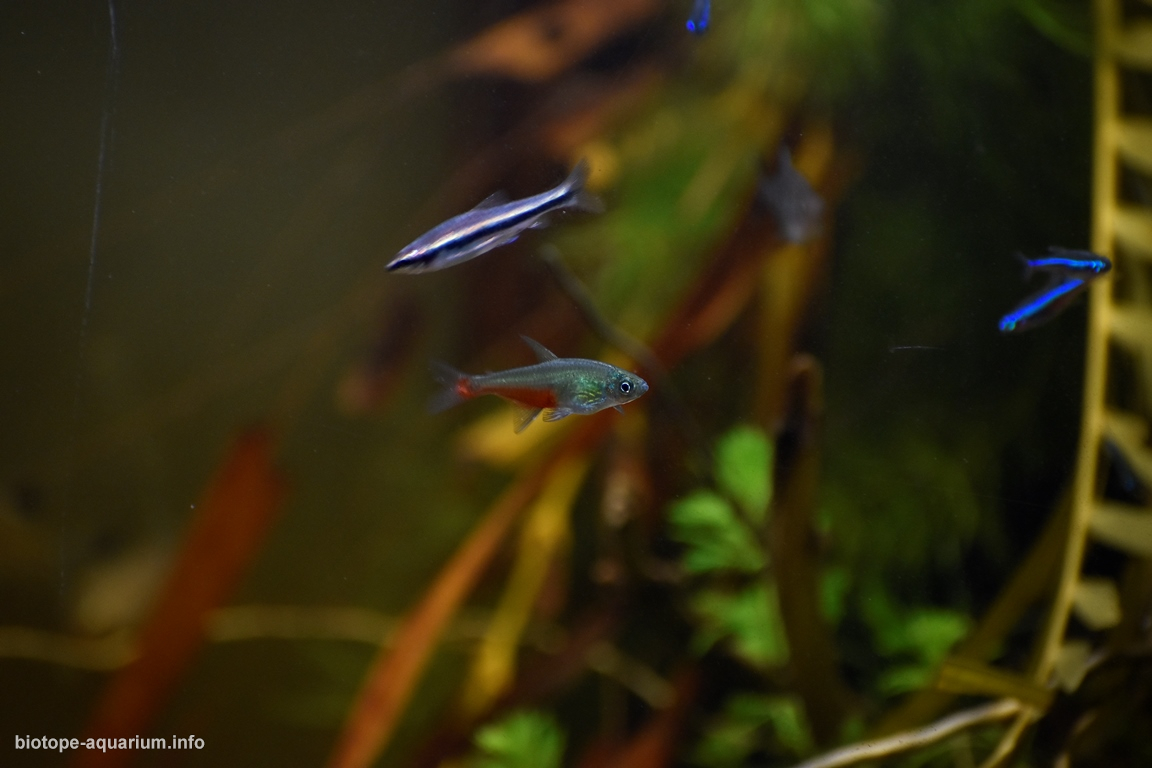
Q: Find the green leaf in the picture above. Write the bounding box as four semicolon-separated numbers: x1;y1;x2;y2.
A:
715;426;773;523
862;585;969;663
691;694;812;767
819;566;850;623
691;583;789;668
691;709;762;768
760;696;814;756
472;710;565;768
902;610;970;663
877;664;935;696
669;490;766;573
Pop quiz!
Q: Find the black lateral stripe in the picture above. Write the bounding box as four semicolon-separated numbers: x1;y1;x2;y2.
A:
450;187;572;249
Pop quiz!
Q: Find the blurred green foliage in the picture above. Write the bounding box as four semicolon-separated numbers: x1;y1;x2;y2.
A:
715;426;773;524
514;0;1092;762
670;491;766;574
668;426;806;763
668;425;787;667
691;583;790;668
469;710;566;768
692;693;813;768
861;585;971;696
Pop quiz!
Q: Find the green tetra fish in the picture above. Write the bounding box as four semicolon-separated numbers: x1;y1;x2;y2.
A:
430;336;649;432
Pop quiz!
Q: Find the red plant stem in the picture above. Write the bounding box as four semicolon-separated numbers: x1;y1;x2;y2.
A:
325;420;606;768
74;427;286;768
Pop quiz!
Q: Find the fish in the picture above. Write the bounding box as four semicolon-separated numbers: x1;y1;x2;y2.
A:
386;161;603;273
998;249;1111;333
1017;247;1111;280
998;276;1087;333
686;0;711;34
758;146;825;244
429;336;649;432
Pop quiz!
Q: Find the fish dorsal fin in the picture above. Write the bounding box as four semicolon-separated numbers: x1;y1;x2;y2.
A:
513;406;543;433
521;335;559;362
471;191;510;211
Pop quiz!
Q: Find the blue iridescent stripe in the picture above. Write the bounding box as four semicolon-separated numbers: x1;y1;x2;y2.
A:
999;277;1087;333
687;0;711;34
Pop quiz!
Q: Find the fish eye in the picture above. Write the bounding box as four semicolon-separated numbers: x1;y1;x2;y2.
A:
619;380;631;394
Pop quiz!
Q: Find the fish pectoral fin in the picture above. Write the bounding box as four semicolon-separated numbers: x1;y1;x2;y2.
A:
528;214;551;229
543;408;572;422
520;335;559;362
613;405;624;414
513;407;544;433
471;191;510;210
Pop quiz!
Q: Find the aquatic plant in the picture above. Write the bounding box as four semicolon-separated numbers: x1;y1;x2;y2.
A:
3;1;1148;767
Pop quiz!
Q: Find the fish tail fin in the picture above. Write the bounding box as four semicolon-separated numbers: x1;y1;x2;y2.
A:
562;159;604;214
428;361;472;414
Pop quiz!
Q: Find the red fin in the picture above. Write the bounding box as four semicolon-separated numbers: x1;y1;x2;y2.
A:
429;362;473;413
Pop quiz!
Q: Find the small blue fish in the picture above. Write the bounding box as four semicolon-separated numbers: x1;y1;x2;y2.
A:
998;277;1087;333
430;336;649;433
687;0;711;34
999;249;1111;333
758;146;825;244
387;161;602;274
1018;247;1111;280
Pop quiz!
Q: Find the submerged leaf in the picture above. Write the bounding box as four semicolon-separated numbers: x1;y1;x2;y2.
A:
866;593;970;696
878;664;934;696
692;693;812;768
472;710;566;768
902;610;971;661
715;426;774;523
761;696;815;755
865;583;970;662
819;566;850;623
692;583;789;668
669;490;766;573
691;704;764;768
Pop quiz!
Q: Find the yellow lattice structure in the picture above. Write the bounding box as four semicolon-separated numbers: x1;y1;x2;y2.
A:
1036;0;1152;682
980;1;1152;764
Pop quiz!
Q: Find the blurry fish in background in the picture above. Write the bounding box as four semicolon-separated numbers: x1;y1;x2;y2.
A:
386;160;603;273
429;336;648;433
759;146;825;244
336;298;425;416
1017;247;1111;281
686;0;711;34
998;249;1111;333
